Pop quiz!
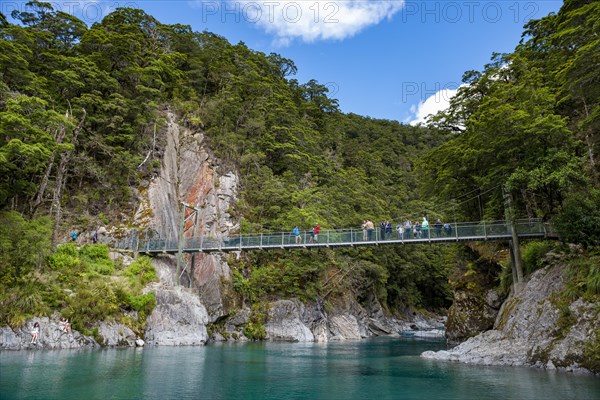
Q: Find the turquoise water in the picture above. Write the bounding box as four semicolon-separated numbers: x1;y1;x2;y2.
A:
1;338;599;400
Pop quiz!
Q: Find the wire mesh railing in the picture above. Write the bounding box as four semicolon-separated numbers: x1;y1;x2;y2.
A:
113;219;550;253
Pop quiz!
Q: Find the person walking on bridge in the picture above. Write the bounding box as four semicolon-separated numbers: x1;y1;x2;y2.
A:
293;226;302;244
313;224;320;243
365;220;374;241
396;222;404;239
414;220;421;239
404;218;412;239
444;222;452;236
422;217;429;239
434;219;443;237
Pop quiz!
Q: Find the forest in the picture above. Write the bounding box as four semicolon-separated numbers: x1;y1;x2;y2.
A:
0;0;598;337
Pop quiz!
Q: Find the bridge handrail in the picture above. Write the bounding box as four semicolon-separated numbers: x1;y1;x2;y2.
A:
122;218;547;253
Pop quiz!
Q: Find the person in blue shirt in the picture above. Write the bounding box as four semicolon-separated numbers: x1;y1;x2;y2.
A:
293;226;301;244
71;231;78;242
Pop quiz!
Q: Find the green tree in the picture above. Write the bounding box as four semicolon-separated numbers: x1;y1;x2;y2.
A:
0;211;52;283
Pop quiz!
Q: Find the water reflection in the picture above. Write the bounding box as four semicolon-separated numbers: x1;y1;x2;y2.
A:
1;338;598;400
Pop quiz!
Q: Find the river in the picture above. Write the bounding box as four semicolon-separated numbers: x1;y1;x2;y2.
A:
1;337;598;399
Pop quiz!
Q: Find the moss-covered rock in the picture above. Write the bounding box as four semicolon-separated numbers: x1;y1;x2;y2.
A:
446;246;505;342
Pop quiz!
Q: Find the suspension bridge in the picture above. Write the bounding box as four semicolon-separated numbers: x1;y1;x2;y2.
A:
118;219;555;255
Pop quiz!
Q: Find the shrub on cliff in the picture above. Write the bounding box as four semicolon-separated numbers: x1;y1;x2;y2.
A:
0;211;52;285
554;188;600;247
1;241;158;337
522;241;555;275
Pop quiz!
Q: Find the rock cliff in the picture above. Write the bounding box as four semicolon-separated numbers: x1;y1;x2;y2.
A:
422;260;600;374
134;112;237;329
143;285;209;346
445;246;505;343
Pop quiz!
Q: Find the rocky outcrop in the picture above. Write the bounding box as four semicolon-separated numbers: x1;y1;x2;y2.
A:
1;316;145;350
422;263;600;374
192;252;233;323
446;288;503;342
265;300;314;342
202;291;444;343
151;255;178;287
0;317;99;350
328;315;363;340
144;285;209;346
97;321;139;347
217;307;251;341
445;247;505;342
255;295;442;343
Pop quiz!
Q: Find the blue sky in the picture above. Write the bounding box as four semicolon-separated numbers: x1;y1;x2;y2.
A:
5;1;564;123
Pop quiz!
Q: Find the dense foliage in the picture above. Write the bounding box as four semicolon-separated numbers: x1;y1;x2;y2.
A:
420;0;599;228
0;231;157;336
417;0;600;325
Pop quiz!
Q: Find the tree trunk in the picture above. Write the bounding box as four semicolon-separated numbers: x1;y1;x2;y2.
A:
51;109;87;249
585;131;596;170
582;99;597;177
31;119;68;217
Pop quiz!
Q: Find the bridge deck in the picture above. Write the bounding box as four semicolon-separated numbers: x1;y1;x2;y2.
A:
115;220;554;255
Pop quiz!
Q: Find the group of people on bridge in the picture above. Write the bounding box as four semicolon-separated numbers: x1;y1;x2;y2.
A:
289;218;453;245
363;218;452;241
293;224;321;244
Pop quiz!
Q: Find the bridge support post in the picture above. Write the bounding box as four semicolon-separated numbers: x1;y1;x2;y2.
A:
508;240;519;288
176;202;200;287
189;210;200;288
504;188;524;292
176;204;185;287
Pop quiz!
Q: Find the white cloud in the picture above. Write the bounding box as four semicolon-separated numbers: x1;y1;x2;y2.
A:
232;0;405;44
407;87;459;126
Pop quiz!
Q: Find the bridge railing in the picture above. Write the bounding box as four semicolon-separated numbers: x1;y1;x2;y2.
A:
128;218;546;253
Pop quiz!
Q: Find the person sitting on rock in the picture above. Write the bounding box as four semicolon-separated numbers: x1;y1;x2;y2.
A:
31;322;39;344
60;317;72;336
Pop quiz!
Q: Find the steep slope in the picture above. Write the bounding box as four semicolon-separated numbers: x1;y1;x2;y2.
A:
423;249;600;374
